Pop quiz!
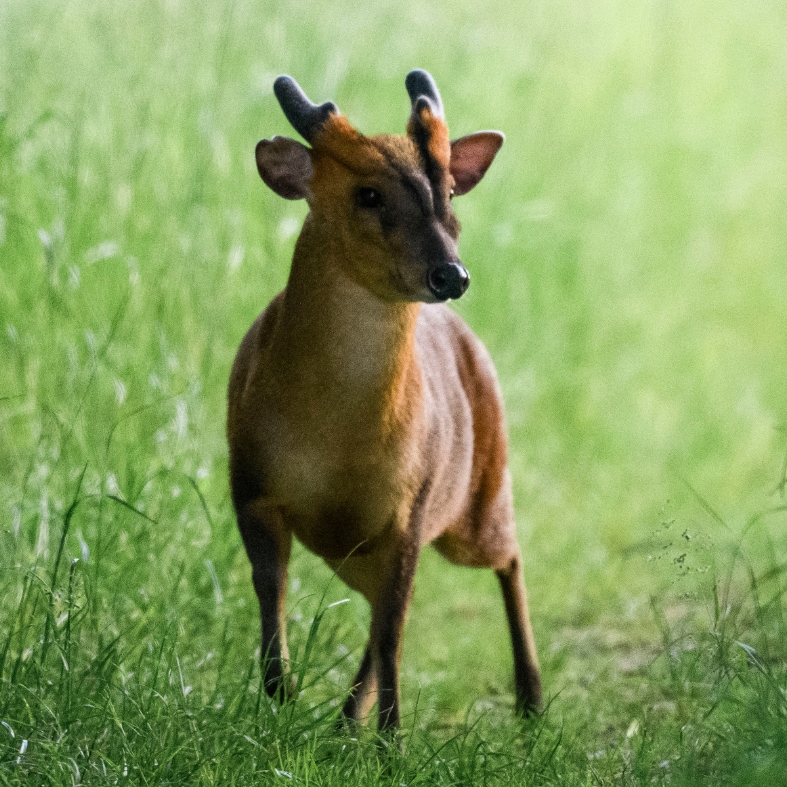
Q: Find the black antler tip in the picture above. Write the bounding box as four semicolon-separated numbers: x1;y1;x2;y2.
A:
272;75;339;142
273;74;293;93
405;69;434;94
272;75;308;112
405;69;444;119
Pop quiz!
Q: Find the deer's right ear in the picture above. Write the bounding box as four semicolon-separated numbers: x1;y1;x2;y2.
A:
255;136;313;200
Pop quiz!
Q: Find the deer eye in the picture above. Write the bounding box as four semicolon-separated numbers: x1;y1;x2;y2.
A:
356;187;384;209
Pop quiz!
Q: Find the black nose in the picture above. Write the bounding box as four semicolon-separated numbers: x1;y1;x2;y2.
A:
427;263;470;301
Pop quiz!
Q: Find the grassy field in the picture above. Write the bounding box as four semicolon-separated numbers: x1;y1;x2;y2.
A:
2;0;787;783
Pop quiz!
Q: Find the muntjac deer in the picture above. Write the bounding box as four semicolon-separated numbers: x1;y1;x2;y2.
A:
227;70;542;732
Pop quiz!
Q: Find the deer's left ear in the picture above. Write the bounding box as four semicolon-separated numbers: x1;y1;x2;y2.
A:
450;131;505;196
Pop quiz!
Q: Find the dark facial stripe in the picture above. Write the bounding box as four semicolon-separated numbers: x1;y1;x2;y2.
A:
408;115;450;220
378;148;434;216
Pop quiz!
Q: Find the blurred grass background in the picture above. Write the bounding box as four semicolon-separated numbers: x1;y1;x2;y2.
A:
1;0;786;783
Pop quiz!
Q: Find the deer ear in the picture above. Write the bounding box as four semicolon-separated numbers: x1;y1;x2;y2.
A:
255;136;313;200
449;131;504;196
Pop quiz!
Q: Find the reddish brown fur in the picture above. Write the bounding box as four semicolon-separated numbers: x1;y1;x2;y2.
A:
408;106;451;170
228;76;542;733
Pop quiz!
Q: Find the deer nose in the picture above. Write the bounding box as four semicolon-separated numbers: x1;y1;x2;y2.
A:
427;263;470;301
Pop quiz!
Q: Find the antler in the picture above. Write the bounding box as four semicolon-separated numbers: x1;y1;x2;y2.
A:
405;69;445;120
273;76;339;142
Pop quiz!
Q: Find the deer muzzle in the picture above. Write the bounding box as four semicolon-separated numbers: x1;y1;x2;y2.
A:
427;262;470;301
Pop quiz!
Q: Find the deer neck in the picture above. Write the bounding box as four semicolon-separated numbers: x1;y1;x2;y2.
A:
274;216;422;422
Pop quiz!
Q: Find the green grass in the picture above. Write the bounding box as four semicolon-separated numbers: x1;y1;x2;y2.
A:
2;0;787;783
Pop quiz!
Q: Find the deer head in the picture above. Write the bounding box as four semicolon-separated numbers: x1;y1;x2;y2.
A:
255;70;504;303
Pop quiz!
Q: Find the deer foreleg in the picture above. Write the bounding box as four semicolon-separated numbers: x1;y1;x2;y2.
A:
237;501;292;701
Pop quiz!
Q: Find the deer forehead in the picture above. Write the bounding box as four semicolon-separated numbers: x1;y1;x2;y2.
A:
309;125;450;215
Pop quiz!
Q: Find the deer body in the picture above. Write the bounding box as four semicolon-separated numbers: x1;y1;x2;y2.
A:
228;71;542;732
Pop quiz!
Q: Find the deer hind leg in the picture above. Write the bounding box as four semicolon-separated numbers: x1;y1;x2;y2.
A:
496;550;542;715
341;645;377;722
236;500;292;701
433;470;543;715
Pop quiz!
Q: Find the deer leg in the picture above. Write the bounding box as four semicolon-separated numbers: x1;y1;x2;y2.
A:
341;645;377;722
372;570;415;732
370;484;434;734
496;551;542;715
236;501;292;701
339;544;418;732
370;526;425;733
